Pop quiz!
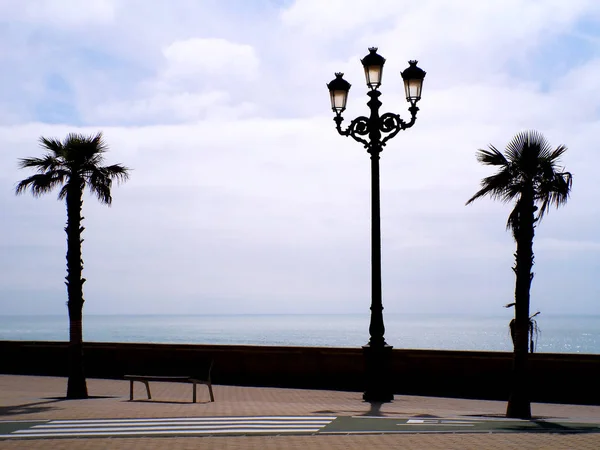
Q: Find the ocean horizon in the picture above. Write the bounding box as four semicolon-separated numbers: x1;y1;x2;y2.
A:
1;313;599;354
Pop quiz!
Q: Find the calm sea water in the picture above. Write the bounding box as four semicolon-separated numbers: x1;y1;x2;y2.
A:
1;314;599;354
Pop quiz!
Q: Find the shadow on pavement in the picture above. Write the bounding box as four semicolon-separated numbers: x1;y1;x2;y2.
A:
0;398;65;417
530;420;600;434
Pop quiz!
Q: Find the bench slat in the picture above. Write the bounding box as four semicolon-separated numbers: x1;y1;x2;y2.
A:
125;375;193;382
124;371;214;403
124;360;214;403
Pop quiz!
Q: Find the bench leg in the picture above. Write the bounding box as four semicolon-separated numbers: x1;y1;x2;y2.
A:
193;382;197;403
207;383;215;402
129;380;133;401
143;381;152;399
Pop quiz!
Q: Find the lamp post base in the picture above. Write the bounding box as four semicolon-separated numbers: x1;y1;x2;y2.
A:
362;344;394;403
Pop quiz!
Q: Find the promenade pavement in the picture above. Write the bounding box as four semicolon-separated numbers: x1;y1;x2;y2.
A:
1;374;600;449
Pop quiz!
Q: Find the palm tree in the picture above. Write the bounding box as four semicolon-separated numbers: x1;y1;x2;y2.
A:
466;130;572;419
16;132;130;399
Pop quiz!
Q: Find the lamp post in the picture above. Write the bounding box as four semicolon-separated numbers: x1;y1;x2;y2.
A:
327;48;425;403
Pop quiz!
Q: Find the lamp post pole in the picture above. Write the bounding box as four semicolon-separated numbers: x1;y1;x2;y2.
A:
327;48;425;403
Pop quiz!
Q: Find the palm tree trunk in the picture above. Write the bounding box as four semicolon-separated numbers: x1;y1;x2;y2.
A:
506;190;535;419
65;180;88;399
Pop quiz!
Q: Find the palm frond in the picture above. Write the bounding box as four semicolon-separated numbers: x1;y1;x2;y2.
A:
15;173;67;197
466;167;515;205
547;144;567;163
18;154;64;173
18;132;130;204
468;130;572;226
38;136;65;157
537;171;573;220
505;131;552;180
91;182;112;205
101;164;130;182
506;201;521;236
504;131;529;163
87;164;130;205
58;184;69;200
62;132;108;168
531;130;554;161
475;145;509;166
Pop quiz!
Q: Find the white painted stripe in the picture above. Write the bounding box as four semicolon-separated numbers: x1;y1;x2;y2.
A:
321;430;499;435
17;423;331;433
50;416;336;424
2;428;320;438
398;423;474;427
37;420;333;429
403;419;475;426
351;416;405;419
333;428;600;435
350;416;519;422
440;421;476;424
439;416;523;422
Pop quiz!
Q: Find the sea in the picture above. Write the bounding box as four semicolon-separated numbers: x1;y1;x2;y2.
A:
1;314;599;354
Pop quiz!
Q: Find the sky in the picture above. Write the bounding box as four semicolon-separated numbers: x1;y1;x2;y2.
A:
1;0;600;316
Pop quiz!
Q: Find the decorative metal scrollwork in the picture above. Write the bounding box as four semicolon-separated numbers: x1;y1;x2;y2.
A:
334;105;419;151
380;113;405;147
380;107;418;147
335;115;370;148
380;113;403;133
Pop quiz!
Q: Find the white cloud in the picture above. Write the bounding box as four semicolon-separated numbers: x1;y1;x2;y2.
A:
93;91;258;124
82;37;262;124
536;238;600;252
281;0;401;36
1;1;600;316
0;0;116;26
162;38;260;82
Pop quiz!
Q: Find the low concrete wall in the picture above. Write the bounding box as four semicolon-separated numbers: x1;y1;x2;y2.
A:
1;340;599;405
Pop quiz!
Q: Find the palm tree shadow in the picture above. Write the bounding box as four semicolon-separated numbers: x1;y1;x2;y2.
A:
0;398;66;417
530;420;599;435
0;395;119;417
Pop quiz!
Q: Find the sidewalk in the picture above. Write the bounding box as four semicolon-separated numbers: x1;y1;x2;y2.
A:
1;374;600;449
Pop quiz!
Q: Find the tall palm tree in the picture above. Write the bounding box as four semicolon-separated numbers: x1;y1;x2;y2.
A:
16;132;130;399
466;130;572;419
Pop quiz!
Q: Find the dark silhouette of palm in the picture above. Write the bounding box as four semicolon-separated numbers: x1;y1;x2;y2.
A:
466;130;572;420
16;132;130;399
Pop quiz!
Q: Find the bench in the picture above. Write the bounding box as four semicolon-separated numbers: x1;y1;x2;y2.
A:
124;361;214;403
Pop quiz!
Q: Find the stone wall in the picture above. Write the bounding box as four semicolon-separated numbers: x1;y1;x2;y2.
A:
1;341;598;404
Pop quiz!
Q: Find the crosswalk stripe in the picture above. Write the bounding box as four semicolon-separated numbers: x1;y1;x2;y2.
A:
16;424;332;433
3;428;323;438
50;416;336;424
1;416;336;439
35;420;333;429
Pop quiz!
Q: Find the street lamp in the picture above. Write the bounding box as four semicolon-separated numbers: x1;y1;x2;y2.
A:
327;48;425;403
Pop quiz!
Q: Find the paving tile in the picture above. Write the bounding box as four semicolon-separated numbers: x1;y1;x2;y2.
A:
1;374;599;449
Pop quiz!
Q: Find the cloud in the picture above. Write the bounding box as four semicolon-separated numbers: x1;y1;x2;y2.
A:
93;91;258;124
0;0;116;26
84;37;261;124
162;38;260;81
536;238;600;253
1;1;600;317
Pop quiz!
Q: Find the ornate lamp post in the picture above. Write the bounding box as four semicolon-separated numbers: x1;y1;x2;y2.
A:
327;48;426;402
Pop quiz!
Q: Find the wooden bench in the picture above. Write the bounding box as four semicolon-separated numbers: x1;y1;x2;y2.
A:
124;361;214;403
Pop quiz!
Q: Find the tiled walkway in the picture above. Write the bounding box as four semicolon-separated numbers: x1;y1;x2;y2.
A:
1;374;599;449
